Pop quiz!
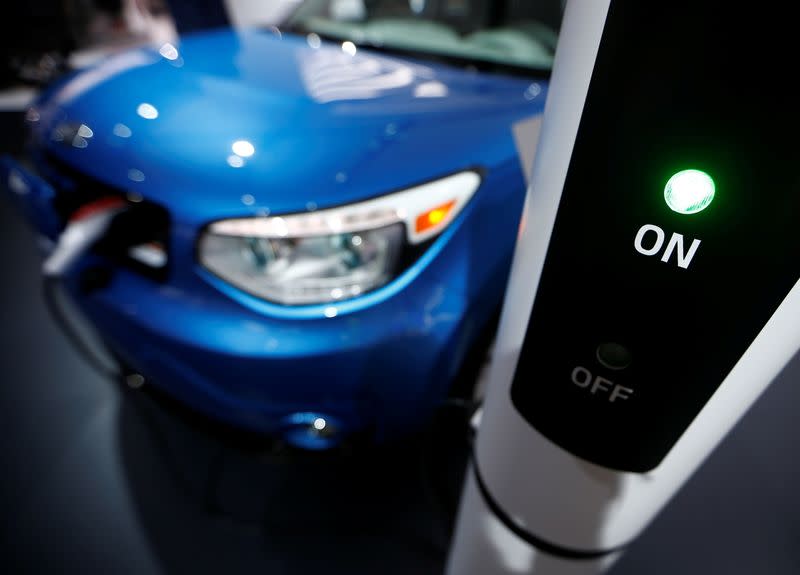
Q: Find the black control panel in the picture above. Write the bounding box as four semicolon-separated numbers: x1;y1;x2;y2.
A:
510;1;800;472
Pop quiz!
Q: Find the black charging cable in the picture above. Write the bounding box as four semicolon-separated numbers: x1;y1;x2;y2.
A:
40;198;127;381
42;275;122;381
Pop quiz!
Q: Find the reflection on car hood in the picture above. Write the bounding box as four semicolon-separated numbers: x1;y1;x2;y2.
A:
32;29;547;221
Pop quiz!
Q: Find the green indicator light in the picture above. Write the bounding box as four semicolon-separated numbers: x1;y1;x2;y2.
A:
664;169;715;214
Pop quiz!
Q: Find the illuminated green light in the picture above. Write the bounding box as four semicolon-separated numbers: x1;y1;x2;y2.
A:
664;169;715;214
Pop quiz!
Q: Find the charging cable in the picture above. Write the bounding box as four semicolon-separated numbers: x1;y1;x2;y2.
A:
42;197;128;379
43;197;127;277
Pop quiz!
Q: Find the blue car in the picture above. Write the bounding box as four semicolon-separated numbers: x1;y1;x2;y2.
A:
2;1;560;448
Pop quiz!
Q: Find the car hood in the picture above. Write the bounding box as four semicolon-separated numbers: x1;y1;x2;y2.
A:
32;28;546;222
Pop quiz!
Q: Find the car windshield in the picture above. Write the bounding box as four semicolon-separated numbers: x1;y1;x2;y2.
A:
284;0;564;72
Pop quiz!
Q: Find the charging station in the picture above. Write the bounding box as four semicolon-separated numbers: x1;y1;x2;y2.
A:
447;0;800;572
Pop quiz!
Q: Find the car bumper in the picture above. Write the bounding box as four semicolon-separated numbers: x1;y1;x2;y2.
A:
70;261;471;443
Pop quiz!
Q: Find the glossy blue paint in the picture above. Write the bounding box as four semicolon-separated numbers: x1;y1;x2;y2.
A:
31;30;544;221
4;27;549;445
0;157;61;240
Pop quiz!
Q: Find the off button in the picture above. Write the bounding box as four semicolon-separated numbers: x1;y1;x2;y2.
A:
596;342;632;370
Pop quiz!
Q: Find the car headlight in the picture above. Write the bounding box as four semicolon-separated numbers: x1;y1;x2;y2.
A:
198;170;482;305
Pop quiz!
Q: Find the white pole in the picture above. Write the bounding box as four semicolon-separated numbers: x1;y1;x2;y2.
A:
447;0;800;572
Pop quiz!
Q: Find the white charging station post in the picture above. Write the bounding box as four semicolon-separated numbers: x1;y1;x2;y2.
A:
446;0;800;573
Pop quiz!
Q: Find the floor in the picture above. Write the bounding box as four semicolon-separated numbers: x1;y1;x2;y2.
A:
1;102;798;574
